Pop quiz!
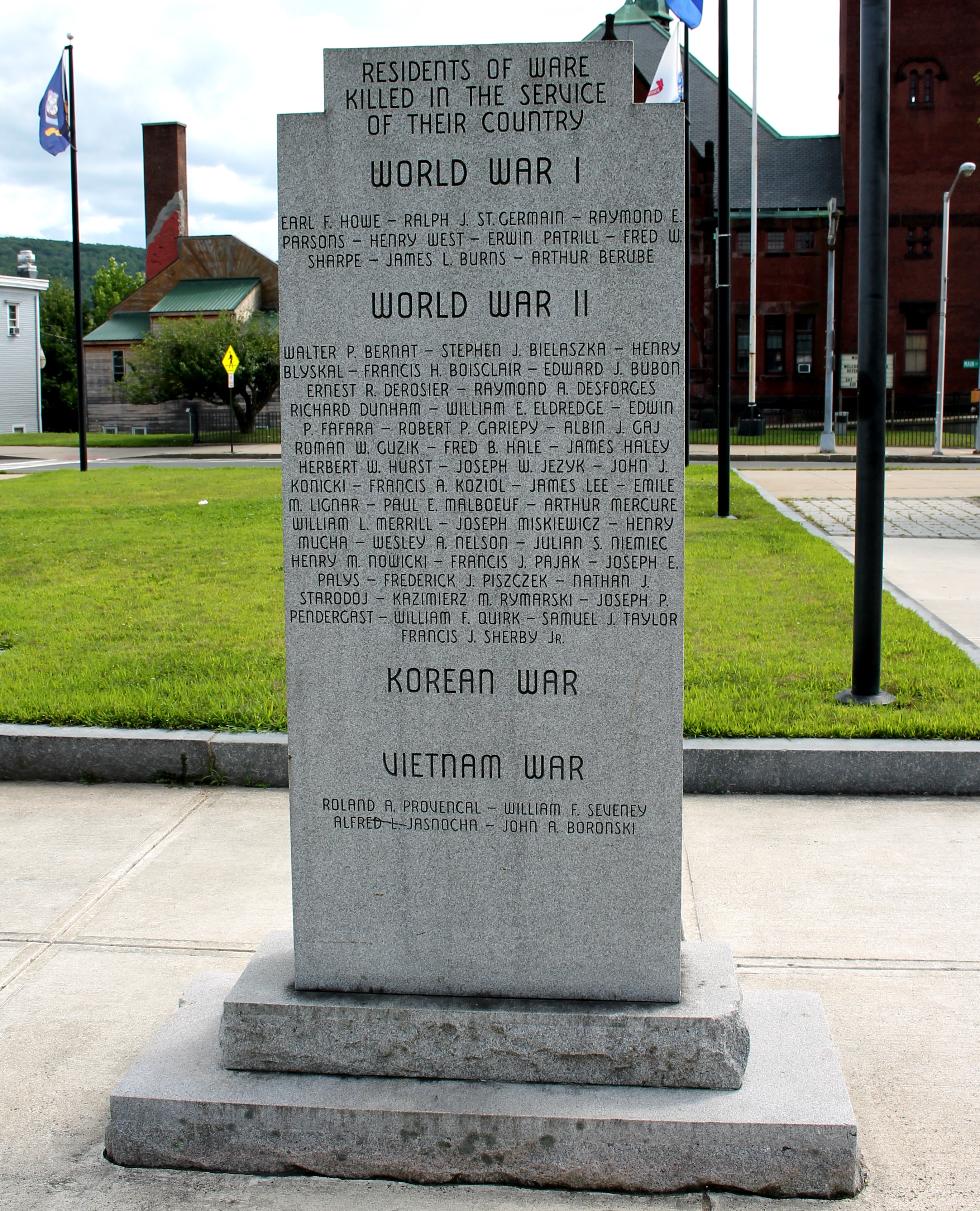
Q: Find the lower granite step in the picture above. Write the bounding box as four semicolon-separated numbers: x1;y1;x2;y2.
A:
106;973;862;1197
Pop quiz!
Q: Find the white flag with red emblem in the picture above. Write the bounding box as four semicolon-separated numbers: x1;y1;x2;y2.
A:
646;21;683;104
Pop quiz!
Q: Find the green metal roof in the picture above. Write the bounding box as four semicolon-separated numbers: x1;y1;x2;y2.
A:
83;312;151;343
150;278;261;314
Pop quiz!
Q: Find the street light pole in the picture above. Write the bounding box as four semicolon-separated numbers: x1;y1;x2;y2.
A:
934;161;976;456
820;197;840;454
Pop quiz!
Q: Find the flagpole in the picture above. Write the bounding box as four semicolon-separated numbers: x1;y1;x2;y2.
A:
716;0;731;516
683;22;691;467
65;36;88;472
748;0;758;419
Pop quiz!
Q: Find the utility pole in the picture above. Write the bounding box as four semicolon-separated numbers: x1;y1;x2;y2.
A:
716;0;731;516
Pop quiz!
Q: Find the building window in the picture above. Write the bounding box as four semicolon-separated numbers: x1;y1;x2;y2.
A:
922;69;934;105
735;315;750;375
112;350;125;382
910;68;935;107
766;231;785;254
905;329;928;376
795;230;816;253
736;231;751;254
764;316;785;374
795;315;815;370
6;302;18;336
906;62;941;107
905;225;933;259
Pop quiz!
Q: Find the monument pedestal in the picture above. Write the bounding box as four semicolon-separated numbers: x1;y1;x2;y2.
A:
219;932;749;1089
107;967;862;1198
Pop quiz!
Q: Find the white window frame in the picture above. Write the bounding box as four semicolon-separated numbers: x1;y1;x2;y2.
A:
6;302;19;337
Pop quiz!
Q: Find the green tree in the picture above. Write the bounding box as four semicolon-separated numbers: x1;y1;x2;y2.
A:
39;279;81;431
125;314;279;433
89;256;144;329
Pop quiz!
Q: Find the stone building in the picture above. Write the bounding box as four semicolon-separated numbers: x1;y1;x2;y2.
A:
83;122;278;434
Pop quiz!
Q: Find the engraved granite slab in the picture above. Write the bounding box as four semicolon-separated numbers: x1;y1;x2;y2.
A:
278;42;686;1001
107;973;862;1197
219;932;749;1088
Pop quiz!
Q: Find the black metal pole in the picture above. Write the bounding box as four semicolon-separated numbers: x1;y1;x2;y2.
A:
65;41;88;472
716;0;731;516
838;0;894;706
684;25;691;468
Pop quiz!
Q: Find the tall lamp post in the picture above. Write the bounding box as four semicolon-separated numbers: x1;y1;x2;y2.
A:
819;197;840;454
933;160;976;456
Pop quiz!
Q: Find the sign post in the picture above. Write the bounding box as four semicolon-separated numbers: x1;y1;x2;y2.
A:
222;344;239;455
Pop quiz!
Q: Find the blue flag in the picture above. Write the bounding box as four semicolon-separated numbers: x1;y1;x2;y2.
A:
667;0;703;26
38;58;70;155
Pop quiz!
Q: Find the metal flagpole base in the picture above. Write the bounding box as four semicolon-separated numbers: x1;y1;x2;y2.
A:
819;432;837;454
835;688;896;707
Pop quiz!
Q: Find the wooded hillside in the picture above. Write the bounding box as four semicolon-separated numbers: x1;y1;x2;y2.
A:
0;236;145;297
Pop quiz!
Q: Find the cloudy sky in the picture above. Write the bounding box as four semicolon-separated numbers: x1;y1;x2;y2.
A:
0;1;839;261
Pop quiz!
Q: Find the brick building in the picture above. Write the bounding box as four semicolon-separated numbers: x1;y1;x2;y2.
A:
594;0;980;424
836;0;980;418
83;123;278;434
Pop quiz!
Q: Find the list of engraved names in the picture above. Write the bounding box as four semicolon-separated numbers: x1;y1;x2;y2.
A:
278;42;686;998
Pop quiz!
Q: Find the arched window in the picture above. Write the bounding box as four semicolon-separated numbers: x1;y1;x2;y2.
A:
898;58;945;108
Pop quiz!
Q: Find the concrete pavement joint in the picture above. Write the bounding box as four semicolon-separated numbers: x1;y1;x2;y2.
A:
736;957;980;972
0;790;210;996
683;848;704;942
0;937;257;956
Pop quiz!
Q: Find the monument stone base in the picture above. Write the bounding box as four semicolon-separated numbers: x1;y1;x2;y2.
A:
107;970;862;1198
219;932;749;1089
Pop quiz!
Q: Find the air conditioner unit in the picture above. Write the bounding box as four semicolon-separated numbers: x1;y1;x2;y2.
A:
7;326;19;337
797;360;812;374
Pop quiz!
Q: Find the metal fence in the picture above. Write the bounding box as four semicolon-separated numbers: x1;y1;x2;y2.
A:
184;402;975;451
690;407;978;449
190;406;281;446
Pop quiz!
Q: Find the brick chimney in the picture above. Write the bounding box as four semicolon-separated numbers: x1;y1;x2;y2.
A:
142;122;187;279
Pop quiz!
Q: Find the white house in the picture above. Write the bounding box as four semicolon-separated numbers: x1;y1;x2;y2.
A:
0;272;48;434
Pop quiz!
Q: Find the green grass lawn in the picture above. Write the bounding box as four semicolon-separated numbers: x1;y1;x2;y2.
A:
0;432;193;448
0;465;975;737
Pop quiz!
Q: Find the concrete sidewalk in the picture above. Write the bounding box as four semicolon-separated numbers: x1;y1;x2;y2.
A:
0;442;282;468
691;443;979;463
1;781;977;1210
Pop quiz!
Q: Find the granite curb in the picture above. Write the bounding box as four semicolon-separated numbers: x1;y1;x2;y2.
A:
0;723;977;794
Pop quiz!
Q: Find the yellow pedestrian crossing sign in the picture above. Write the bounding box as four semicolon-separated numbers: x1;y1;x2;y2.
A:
222;345;240;375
